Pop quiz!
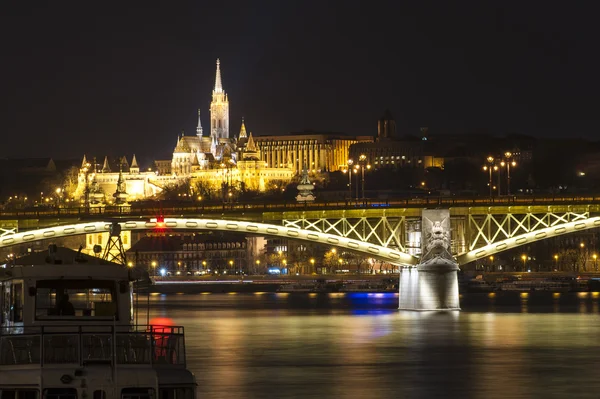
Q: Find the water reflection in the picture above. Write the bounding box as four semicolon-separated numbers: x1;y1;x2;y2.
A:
133;293;600;398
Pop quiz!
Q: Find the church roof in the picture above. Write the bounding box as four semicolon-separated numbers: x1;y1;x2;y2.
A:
239;118;247;139
130;154;139;169
246;132;257;152
174;135;201;153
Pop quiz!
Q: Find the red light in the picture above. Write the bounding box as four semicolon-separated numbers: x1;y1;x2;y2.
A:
156;215;165;228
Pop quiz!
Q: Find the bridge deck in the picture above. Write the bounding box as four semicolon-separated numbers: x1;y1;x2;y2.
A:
2;195;600;221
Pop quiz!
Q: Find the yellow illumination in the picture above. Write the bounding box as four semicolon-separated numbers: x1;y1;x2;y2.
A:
520;292;529;299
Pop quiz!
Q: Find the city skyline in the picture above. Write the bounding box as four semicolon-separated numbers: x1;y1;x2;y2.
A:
1;2;599;160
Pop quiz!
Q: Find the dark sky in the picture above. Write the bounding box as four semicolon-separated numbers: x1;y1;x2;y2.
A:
1;1;599;162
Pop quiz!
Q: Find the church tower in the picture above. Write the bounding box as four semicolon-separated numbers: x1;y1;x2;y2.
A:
210;59;229;145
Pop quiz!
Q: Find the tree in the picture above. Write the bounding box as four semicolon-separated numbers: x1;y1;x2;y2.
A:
159;179;191;200
322;251;339;274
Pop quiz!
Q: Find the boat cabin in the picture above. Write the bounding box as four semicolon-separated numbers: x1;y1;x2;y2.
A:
0;247;196;399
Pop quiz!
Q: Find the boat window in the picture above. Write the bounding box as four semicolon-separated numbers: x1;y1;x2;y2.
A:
43;389;76;399
121;388;154;399
35;280;117;319
5;281;24;323
0;389;39;399
158;388;193;399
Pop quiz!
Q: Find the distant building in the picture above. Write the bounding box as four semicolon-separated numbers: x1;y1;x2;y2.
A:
253;132;373;174
127;233;260;275
349;111;443;170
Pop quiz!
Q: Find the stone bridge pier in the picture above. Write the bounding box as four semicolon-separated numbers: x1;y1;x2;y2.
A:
399;209;460;311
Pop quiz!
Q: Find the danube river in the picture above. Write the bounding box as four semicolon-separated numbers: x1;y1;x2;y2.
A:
142;292;600;398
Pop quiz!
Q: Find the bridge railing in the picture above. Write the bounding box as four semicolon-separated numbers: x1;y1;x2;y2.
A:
1;195;600;219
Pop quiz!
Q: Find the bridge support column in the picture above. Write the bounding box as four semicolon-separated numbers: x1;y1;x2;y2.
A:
399;209;460;311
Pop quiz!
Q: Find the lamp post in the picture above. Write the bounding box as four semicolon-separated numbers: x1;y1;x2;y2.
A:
521;254;527;272
354;165;359;200
82;162;91;211
151;261;157;276
593;254;598;271
346;159;354;200
310;258;315;274
553;254;559;271
504;152;516;196
483;156;494;197
358;154;370;200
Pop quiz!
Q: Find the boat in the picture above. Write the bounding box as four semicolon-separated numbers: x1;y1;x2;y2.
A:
0;247;196;398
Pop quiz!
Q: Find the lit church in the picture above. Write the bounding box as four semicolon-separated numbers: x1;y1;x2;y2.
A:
74;59;371;204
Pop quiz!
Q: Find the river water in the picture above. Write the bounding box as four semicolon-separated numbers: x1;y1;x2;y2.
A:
142;292;600;398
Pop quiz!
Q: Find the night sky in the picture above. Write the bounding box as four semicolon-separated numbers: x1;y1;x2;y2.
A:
1;2;598;162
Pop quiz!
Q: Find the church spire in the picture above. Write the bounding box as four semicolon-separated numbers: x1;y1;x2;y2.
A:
239;117;247;139
214;58;223;93
196;108;203;137
102;156;111;173
246;132;257;152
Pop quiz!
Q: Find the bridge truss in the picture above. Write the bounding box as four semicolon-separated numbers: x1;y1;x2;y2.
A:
275;209;423;256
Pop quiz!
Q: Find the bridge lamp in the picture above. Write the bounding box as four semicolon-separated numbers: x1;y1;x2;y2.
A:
503;152;516;196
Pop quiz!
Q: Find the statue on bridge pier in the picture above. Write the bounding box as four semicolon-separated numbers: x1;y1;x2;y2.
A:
399;209;460;311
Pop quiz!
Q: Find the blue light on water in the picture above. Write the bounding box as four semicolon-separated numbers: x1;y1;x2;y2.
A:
346;292;397;308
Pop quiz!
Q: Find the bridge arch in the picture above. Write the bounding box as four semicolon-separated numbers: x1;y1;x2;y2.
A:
0;218;418;266
457;216;600;264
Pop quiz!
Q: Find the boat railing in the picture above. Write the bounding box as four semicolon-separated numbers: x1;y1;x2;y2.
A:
0;325;186;368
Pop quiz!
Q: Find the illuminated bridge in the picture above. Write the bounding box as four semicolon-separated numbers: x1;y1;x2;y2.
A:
1;195;600;266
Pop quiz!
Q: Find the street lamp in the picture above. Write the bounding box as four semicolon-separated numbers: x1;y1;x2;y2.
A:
343;159;354;200
310;258;315;273
358;154;370;200
521;254;527;272
81;162;92;210
255;259;260;274
502;152;516;196
354;165;359;199
483;156;494;198
553;254;559;271
594;254;598;271
229;260;234;272
151;261;157;276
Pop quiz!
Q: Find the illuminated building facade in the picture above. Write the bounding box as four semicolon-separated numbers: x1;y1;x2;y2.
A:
253;133;373;174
